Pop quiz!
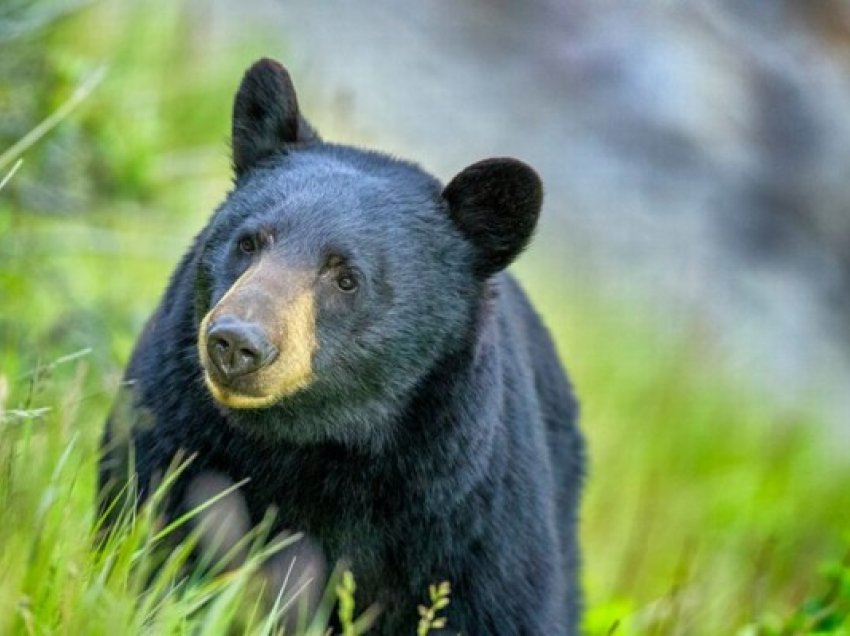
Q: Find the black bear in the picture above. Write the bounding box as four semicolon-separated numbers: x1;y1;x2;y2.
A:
99;58;585;635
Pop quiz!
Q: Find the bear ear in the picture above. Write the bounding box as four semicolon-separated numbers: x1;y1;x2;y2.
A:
231;58;319;178
443;158;543;277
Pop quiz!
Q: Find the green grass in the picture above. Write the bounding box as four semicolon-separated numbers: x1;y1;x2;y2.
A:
1;1;849;633
524;279;850;634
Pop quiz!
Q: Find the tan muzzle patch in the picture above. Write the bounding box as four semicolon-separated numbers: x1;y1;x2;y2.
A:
198;259;317;409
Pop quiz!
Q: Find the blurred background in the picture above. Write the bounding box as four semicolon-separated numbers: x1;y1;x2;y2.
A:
1;1;849;634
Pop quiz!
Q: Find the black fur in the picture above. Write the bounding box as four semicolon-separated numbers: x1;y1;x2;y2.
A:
231;58;318;177
99;59;584;635
443;157;542;278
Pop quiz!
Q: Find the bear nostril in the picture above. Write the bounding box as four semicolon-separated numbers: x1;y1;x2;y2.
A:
237;348;258;368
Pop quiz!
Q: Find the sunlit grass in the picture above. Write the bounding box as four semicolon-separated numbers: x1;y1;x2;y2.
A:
523;275;850;634
0;363;364;634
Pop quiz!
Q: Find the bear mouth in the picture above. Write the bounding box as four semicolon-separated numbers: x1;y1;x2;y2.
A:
203;372;282;409
202;366;313;410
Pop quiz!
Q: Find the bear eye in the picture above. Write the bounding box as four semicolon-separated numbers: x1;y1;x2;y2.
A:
336;270;358;293
237;235;258;255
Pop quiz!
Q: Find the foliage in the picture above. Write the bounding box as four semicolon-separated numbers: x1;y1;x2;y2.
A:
334;570;380;636
755;548;850;635
0;359;307;634
417;581;451;636
525;280;850;635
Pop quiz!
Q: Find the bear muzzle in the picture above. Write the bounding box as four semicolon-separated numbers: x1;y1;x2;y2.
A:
197;259;318;409
206;316;279;383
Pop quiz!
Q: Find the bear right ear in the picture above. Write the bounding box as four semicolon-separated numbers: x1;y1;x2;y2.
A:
231;58;318;178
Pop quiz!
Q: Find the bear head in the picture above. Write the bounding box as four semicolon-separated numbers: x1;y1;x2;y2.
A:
193;58;542;447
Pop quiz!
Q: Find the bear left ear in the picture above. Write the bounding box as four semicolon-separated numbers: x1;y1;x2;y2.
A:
443;158;543;278
232;58;319;178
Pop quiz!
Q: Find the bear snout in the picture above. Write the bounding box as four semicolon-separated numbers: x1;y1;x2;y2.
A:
206;316;278;383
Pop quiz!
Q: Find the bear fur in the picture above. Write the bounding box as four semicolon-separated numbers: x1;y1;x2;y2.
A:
99;58;585;635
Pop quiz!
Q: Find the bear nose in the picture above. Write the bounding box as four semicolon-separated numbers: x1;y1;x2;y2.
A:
206;317;278;382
